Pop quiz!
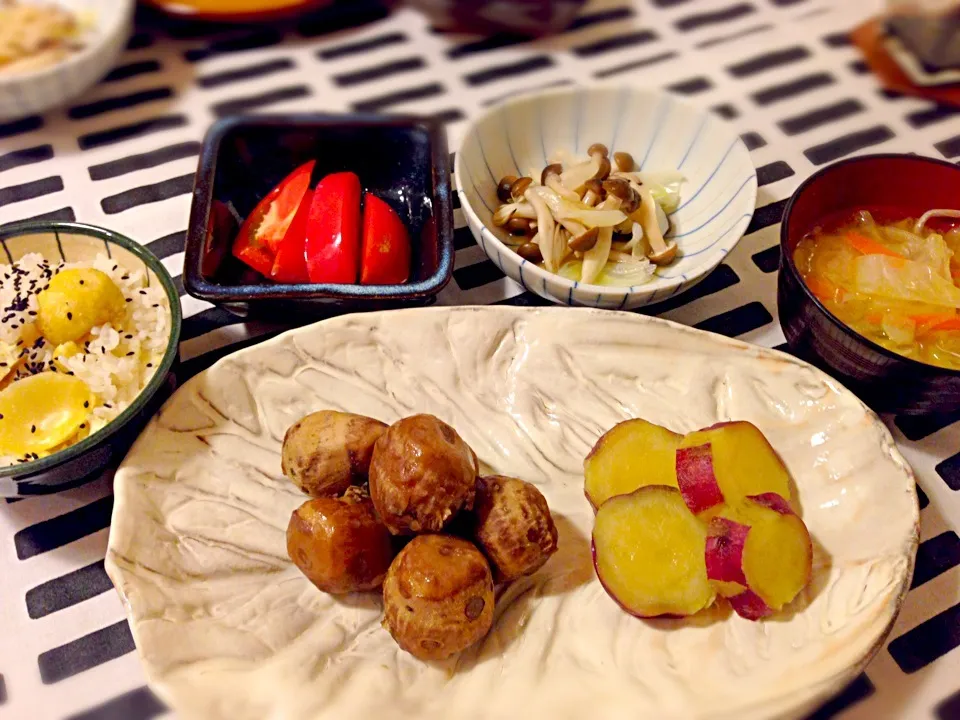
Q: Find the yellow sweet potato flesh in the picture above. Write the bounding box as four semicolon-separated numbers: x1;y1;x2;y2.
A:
584;418;681;509
738;497;812;611
592;486;715;617
677;421;793;513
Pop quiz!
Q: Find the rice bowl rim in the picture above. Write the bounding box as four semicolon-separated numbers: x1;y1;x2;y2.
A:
0;220;182;480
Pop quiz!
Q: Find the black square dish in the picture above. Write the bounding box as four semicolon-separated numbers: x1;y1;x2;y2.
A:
184;114;454;315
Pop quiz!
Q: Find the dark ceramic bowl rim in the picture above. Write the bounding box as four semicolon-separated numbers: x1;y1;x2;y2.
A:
0;221;183;480
780;152;960;379
183;113;454;303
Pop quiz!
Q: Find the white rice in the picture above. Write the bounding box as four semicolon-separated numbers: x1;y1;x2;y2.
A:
0;252;171;465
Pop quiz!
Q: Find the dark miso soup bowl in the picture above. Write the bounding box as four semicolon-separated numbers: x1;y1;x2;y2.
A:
184;114;454;316
778;153;960;416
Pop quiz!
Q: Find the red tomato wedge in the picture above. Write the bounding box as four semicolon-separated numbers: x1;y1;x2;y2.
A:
360;193;411;285
305;171;361;284
231;160;315;275
270;188;312;283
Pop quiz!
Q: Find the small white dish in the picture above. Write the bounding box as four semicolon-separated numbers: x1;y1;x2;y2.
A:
106;306;918;720
0;0;134;121
455;86;758;310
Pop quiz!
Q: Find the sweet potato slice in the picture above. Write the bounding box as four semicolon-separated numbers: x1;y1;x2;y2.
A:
675;421;793;515
705;493;813;620
592;486;715;618
584;418;682;510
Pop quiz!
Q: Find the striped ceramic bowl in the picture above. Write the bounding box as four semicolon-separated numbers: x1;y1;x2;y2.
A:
0;0;134;121
455;85;757;310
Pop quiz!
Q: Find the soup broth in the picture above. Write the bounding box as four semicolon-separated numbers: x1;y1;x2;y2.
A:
794;208;960;371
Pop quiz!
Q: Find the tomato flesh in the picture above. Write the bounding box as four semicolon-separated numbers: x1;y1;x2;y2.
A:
360;193;411;285
305;171;361;284
270;188;312;283
231;160;314;274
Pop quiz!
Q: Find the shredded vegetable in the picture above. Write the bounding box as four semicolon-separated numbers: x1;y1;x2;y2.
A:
795;210;960;370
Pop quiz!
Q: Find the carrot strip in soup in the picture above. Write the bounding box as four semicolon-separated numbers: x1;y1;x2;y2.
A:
803;276;842;300
926;318;960;333
845;233;903;258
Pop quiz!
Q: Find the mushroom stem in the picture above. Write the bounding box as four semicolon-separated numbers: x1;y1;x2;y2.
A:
541;163;581;202
581;179;604;207
492;202;537;227
581;195;618;284
637;186;678;265
525;188;560;272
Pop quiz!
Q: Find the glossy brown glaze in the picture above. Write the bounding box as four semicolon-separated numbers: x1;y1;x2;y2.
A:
369;414;478;535
382;534;494;661
281;410;386;496
286;494;395;594
473;475;558;582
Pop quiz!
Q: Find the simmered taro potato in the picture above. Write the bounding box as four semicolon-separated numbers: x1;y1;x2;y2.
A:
369;414;479;535
474;476;558;582
281;411;387;496
286;493;395;594
382;535;494;661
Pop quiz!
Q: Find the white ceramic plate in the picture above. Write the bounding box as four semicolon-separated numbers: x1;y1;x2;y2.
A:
106;307;917;720
456;86;758;309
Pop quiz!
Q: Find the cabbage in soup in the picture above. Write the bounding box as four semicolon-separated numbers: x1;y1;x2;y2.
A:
794;209;960;371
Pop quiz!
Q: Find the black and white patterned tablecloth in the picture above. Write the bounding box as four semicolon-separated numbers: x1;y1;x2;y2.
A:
2;0;960;718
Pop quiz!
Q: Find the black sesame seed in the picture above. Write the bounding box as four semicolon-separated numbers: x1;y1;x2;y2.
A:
79;280;84;285
125;298;132;303
126;351;134;356
139;290;147;295
103;403;112;409
79;424;85;429
125;334;132;340
30;425;36;433
83;401;89;408
67;312;72;320
121;275;129;280
152;304;159;308
146;363;153;368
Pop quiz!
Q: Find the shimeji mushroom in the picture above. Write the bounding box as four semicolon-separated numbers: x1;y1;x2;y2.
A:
493;176;539;227
524;187;561;272
492;201;536;228
613;151;635;173
581;195;619;283
506;217;534;235
602;178;640;215
581;179;604;207
637;185;677;265
497;175;518;203
541;164;581;201
517;242;543;263
560;144;611;193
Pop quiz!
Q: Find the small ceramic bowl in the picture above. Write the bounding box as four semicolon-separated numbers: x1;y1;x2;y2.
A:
183;114;455;317
0;221;182;496
455;85;757;310
778;153;960;415
0;0;134;121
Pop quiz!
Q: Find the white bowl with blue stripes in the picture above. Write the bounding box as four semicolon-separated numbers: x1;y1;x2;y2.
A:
455;86;757;310
0;0;134;121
